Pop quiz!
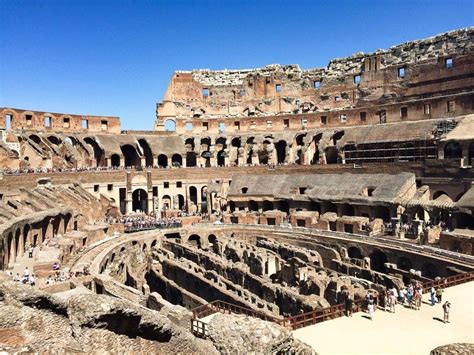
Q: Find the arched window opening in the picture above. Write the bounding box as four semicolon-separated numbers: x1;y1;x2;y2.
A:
158;154;168;168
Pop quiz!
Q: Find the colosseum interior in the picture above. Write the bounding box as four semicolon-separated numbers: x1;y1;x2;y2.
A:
1;28;473;353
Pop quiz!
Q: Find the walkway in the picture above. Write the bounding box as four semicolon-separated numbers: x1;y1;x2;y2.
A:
293;281;474;355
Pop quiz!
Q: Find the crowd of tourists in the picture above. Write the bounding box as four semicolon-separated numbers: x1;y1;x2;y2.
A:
341;280;451;324
109;214;182;232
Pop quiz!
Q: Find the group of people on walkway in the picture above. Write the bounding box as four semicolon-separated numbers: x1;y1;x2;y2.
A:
109;214;182;232
342;281;451;324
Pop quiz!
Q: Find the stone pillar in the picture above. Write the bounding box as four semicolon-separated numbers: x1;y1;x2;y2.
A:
126;172;133;214
18;233;25;258
182;156;187;168
146;171;153;214
141;158;146;168
168;157;172;167
120;157;125;168
252;153;259;165
197;188;202;213
8;234;16;268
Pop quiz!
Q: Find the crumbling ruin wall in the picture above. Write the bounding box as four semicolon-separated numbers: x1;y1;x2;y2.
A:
155;28;474;133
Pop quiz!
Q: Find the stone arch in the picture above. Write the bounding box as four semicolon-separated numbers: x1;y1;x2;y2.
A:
138;139;154;167
29;134;42;145
275;140;287;164
132;188;148;213
188;234;202;248
369;249;388;273
347;246;363;259
164;119;176;132
217;151;226;167
325;146;339;164
158;154;168;168
84;137;105;167
444;141;462;159
47;135;61;145
121;144;141;168
177;194;185;210
201;186;208;213
231;137;241;148
171;154;182;167
189;186;198;206
111;154;121;167
162;195;172;210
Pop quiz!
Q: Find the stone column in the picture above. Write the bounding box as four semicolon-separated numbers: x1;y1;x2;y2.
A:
412;218;424;240
182;155;187;168
146;171;153;214
18;233;25;258
120;157;125;168
125;172;133;214
8;234;16;268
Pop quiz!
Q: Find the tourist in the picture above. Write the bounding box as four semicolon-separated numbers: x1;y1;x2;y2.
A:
29;274;36;287
366;293;375;320
345;294;353;317
388;290;397;313
53;262;60;271
13;273;20;282
28;245;34;258
436;287;443;302
430;287;437;306
442;301;451;323
414;290;422;310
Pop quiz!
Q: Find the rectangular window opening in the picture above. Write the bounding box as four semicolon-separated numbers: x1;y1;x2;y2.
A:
63;117;70;128
301;118;307;129
81;119;88;129
283;119;290;128
398;67;406;78
445;58;453;69
94;185;99;192
234;121;240;131
447;100;455;113
26;115;32;126
400;107;408;118
250;121;256;130
107;184;113;191
101;120;108;131
275;84;281;93
177;181;182;188
339;114;347;123
354;75;361;85
424;104;431;115
203;122;209;131
5;114;13;130
218;122;225;133
153;186;158;196
360;112;367;121
321;116;327;125
202;88;209;98
266;120;272;128
185;122;193;131
313;80;321;89
44;116;52;127
164;182;169;188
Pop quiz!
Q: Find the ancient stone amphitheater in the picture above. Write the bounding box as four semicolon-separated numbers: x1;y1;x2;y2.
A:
1;28;473;354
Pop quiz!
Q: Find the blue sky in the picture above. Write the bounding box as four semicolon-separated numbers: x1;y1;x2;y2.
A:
0;0;472;130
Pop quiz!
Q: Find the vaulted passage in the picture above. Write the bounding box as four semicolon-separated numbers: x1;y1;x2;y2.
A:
121;145;141;167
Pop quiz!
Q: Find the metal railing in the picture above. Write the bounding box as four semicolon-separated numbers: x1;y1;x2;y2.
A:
190;271;474;336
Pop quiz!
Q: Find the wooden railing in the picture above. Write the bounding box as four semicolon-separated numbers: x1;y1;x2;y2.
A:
190;271;474;336
422;271;474;293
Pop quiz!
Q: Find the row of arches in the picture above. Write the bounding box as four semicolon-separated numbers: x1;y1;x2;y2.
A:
1;213;74;270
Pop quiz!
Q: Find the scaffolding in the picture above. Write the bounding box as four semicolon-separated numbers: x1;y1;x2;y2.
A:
344;135;438;164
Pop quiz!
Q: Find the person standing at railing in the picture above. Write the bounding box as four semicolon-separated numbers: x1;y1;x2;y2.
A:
436;286;444;303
